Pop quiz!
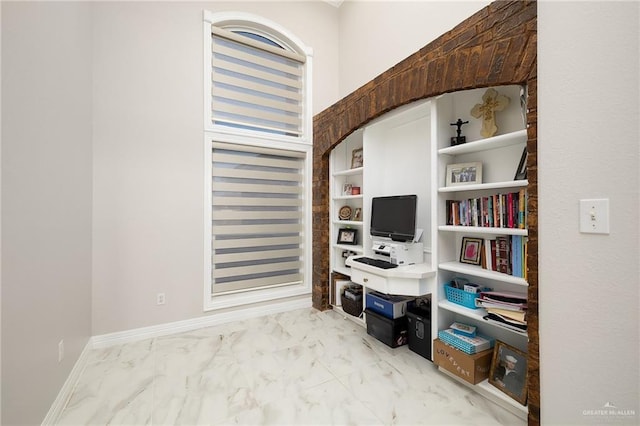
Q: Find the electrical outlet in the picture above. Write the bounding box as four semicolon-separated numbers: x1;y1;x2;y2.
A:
58;340;64;362
157;293;166;305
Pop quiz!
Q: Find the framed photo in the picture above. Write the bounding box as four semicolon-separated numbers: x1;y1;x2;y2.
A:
446;162;482;186
337;228;358;245
460;237;483;265
351;147;363;169
514;147;528;180
352;207;362;221
489;341;528;405
342;183;353;196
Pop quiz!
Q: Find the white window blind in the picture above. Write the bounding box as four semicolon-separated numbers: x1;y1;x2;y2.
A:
211;142;305;294
211;27;305;136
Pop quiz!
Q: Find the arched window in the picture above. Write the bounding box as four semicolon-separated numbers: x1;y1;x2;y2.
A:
204;11;312;141
203;11;313;311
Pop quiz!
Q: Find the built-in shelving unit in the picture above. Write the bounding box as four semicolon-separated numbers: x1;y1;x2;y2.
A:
329;130;364;277
328;100;434;316
432;85;528;418
327;85;529;418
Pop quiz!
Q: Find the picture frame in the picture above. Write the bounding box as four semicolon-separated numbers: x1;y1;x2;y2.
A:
514;147;528;180
352;207;362;221
337;228;358;245
342;183;353;196
459;237;483;265
489;341;528;405
446;162;483;186
351;147;363;169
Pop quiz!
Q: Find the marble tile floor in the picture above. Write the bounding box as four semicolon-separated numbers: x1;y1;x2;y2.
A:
56;308;526;425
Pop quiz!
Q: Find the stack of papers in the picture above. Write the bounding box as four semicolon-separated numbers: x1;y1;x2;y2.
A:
476;290;527;333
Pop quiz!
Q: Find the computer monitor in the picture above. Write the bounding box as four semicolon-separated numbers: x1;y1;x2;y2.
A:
370;195;417;242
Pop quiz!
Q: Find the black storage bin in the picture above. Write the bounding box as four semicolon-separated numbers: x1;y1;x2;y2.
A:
406;298;432;360
341;284;363;318
364;308;408;348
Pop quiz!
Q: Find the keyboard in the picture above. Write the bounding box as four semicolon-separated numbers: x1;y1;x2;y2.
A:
353;257;398;269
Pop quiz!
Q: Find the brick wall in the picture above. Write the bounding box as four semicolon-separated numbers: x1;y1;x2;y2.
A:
312;1;538;423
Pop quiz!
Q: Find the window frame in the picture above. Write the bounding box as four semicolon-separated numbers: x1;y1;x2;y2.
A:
203;11;313;311
203;10;313;144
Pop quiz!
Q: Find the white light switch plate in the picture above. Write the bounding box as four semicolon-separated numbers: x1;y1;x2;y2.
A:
579;199;610;234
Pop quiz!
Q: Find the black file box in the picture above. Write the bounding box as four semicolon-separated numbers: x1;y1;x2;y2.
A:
406;300;432;360
364;308;408;348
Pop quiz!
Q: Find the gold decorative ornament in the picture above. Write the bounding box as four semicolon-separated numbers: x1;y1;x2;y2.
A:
471;88;510;138
339;205;352;220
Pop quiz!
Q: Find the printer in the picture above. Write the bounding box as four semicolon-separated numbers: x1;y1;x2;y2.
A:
372;240;424;266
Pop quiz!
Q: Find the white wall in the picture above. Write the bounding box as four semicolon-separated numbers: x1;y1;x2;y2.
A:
337;0;490;97
1;2;93;425
91;1;340;335
538;2;639;424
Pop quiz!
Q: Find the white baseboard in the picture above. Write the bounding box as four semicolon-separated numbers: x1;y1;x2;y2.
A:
41;340;92;426
43;297;311;423
91;296;312;349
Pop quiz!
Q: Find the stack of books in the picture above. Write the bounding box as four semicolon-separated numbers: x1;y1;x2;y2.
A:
476;290;528;333
480;235;527;279
445;189;526;229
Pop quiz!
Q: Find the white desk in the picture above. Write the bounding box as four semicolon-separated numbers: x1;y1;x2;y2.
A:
346;256;436;296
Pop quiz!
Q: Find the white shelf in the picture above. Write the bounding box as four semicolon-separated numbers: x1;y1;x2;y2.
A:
438;180;528;193
439;261;528;286
438;300;527;336
438;368;528;419
332;167;364;177
439;299;487;321
333;220;364;226
333;194;364;200
333;266;352;277
333;244;364;253
438;129;527;156
438;225;528;236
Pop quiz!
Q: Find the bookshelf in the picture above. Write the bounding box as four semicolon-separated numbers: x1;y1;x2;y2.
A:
432;85;529;418
329;130;365;277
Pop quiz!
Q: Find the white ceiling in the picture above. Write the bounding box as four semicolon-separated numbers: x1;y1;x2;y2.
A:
324;0;344;8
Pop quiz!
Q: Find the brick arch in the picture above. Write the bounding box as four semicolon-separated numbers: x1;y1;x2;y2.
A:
312;1;538;423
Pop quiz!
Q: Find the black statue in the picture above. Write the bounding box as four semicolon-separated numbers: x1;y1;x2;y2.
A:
450;118;469;146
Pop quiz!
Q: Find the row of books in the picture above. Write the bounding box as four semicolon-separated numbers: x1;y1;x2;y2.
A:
480;235;527;279
446;189;526;229
475;290;528;333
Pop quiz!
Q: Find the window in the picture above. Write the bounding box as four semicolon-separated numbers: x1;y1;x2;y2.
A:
203;11;312;311
211;28;304;136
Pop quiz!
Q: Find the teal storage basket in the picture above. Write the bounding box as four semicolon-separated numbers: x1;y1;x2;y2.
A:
444;282;480;309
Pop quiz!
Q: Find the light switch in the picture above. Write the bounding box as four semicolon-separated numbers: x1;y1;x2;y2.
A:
579;199;610;234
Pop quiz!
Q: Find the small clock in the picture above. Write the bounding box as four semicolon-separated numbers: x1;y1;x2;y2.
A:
338;205;352;221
